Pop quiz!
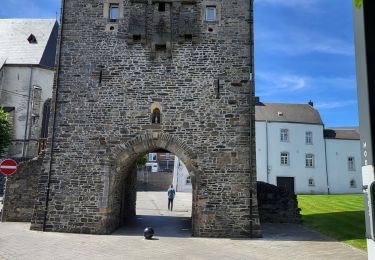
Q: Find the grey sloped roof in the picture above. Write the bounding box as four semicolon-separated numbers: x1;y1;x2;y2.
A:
0;19;58;68
255;102;323;125
324;128;360;140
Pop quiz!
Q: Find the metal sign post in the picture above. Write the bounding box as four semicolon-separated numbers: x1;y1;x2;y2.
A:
353;0;375;258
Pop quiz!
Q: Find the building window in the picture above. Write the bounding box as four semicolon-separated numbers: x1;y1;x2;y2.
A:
281;152;289;166
27;34;37;44
205;6;216;22
149;153;157;161
350;179;356;188
158;2;166;12
109;4;119;22
186;176;191;184
348;157;355;171
308;178;315;186
151;108;161;124
305;154;314;168
280;129;289;142
306;131;313;145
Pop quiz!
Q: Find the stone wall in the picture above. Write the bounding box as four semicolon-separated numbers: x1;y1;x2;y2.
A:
257;182;302;223
137;170;173;191
30;0;260;238
0;174;4;196
2;156;43;222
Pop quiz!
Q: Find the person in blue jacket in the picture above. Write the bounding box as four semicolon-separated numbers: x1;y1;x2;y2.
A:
167;185;176;211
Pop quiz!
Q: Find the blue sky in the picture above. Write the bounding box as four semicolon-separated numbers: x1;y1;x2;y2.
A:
0;0;358;127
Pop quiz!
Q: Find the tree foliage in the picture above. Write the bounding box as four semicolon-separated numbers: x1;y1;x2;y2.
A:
0;107;12;156
354;0;363;8
136;155;148;167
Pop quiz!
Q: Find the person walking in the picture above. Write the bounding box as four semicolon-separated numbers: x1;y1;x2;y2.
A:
167;185;176;211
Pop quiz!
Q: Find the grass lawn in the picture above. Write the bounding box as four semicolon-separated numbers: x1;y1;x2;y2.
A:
298;194;366;250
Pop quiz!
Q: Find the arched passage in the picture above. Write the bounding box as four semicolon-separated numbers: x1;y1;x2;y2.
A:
106;133;201;235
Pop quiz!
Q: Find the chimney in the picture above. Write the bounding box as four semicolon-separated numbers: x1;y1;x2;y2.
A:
308;100;314;107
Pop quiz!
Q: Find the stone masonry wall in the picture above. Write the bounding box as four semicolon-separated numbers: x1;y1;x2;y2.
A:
137;171;173;191
30;0;260;238
2;156;43;222
0;174;4;196
257;182;302;223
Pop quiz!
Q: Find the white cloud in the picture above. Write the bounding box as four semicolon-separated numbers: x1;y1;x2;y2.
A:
315;100;357;109
255;26;354;56
255;0;320;10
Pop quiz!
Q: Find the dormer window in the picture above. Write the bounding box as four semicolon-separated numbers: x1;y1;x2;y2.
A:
27;34;37;44
109;4;119;22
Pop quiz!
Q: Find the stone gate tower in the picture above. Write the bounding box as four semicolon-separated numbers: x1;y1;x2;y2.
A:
30;0;261;238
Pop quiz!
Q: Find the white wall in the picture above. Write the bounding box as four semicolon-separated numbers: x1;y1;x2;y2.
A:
0;66;54;157
256;121;328;194
325;139;362;194
172;158;192;192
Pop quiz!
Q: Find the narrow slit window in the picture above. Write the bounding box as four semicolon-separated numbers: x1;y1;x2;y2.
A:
109;4;119;22
205;6;216;22
159;2;166;12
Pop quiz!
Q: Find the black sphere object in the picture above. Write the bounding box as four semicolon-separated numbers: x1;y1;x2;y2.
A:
144;227;155;239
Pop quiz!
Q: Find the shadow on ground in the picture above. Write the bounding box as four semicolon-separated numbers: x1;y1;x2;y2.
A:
113;215;192;238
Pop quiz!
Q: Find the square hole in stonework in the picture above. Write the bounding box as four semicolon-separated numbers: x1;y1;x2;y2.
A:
159;2;166;12
133;35;141;41
155;44;167;51
184;34;193;41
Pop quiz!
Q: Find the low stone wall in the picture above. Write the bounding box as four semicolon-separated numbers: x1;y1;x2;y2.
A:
137;171;173;191
257;181;302;223
2;156;43;222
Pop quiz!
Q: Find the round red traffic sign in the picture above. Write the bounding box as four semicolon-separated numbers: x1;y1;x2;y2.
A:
0;159;17;175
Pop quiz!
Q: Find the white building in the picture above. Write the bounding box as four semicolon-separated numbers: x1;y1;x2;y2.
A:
0;19;58;159
172;158;192;192
256;101;361;194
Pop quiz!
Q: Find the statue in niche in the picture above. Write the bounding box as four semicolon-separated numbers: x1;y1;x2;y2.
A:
152;108;161;124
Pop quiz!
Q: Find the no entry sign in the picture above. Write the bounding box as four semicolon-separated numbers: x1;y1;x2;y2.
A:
0;159;17;175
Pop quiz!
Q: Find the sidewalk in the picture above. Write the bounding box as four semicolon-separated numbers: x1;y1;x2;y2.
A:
0;192;367;260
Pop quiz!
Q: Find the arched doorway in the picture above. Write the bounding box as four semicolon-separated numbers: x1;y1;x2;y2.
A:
107;133;200;236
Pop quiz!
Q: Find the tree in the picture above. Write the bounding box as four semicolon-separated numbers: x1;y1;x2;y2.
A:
354;0;363;8
136;154;148;167
0;107;12;156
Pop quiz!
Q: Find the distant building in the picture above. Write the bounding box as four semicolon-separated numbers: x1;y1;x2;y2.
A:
0;19;59;159
255;100;361;194
172;158;192;192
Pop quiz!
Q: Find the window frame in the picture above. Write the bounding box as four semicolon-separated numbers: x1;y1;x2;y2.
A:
308;178;315;186
305;131;313;145
280;129;289;142
109;3;120;22
350;179;356;188
149;153;157;162
280;151;289;166
305;153;314;168
348;156;355;171
205;6;217;22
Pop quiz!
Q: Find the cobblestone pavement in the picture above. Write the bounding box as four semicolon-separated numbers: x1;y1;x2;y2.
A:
0;192;367;260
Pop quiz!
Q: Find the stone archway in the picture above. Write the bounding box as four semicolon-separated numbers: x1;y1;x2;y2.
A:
104;132;201;235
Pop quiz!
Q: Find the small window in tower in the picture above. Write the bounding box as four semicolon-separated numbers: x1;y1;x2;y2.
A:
159;2;166;12
184;34;193;41
152;108;161;124
155;44;167;52
205;6;216;22
133;35;141;42
27;34;37;44
109;4;119;22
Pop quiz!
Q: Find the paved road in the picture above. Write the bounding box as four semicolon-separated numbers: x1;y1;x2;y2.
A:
0;192;367;260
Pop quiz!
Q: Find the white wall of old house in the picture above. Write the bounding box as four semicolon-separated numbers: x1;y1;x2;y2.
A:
172;158;192;192
0;66;54;158
325;139;362;194
256;121;329;194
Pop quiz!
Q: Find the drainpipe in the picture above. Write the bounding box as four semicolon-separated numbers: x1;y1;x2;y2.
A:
22;66;34;158
43;0;65;231
0;59;6;101
323;132;330;194
248;0;255;238
266;120;269;183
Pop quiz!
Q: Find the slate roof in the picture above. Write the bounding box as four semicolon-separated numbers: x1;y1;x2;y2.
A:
255;102;323;125
324;128;360;140
0;19;58;68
